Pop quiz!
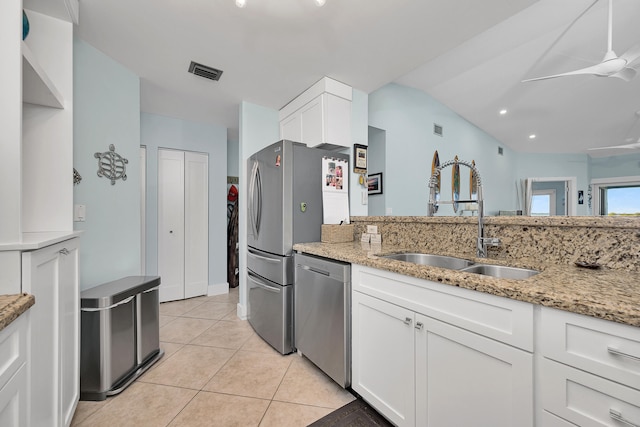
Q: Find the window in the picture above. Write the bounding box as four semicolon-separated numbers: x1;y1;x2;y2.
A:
531;190;556;216
591;177;640;216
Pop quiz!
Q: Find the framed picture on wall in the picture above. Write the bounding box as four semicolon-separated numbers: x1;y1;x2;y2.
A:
353;144;367;174
367;172;383;195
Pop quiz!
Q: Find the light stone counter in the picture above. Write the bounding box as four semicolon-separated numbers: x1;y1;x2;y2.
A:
293;241;640;328
0;294;35;332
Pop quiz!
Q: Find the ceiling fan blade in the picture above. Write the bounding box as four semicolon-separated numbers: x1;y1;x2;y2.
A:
588;142;640;150
610;67;637;81
521;63;606;82
619;43;640;67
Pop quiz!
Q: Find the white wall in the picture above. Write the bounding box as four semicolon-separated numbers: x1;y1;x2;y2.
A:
141;113;228;292
348;89;369;217
237;101;280;318
74;38;141;290
369;83;517;216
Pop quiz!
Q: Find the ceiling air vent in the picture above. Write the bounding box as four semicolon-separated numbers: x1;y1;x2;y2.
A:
433;123;443;137
188;61;223;81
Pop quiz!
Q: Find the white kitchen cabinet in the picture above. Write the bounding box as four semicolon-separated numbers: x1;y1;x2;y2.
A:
351;264;534;427
415;314;533;427
22;237;79;427
279;77;352;149
0;311;29;427
158;149;209;302
539;306;640;426
352;291;415;427
0;0;74;243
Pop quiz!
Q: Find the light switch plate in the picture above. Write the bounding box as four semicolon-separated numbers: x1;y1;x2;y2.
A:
74;204;86;222
367;225;378;234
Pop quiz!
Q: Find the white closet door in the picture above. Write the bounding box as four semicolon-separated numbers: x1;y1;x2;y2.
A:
184;151;208;298
158;149;185;302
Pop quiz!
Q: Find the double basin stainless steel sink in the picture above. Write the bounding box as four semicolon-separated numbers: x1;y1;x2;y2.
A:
381;253;539;280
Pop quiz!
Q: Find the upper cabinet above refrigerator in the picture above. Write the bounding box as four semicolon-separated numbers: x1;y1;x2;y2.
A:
279;77;352;150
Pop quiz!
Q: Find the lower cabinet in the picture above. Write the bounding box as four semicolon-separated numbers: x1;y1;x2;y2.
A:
22;237;79;427
352;290;533;427
352;291;415;427
539;306;640;426
0;312;29;426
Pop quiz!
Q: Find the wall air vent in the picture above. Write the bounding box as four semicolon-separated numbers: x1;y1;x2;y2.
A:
188;61;223;81
434;124;443;137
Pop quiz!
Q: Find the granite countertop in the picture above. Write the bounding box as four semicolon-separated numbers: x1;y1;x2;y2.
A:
0;294;35;332
293;242;640;328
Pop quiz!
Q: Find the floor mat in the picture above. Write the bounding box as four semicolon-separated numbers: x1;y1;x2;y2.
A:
308;398;394;427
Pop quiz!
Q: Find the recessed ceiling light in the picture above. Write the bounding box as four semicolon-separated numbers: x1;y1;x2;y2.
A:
529;134;536;140
315;0;326;5
499;109;508;115
235;0;246;7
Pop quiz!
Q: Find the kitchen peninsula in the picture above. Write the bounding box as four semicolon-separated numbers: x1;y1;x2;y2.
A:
294;215;640;427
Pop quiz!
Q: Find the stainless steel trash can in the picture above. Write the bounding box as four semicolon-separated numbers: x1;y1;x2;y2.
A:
80;276;163;401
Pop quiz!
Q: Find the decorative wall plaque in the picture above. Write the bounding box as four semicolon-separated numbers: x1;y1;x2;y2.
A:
95;144;128;185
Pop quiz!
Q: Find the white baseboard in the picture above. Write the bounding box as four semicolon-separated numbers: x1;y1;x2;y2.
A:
236;303;247;320
207;282;229;296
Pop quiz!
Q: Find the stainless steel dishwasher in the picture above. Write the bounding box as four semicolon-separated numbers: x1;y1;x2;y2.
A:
294;252;351;388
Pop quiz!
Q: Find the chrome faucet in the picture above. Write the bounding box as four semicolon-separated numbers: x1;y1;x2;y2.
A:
427;158;499;258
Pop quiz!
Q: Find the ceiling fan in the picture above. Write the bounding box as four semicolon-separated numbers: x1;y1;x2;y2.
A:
522;0;640;83
589;110;640;150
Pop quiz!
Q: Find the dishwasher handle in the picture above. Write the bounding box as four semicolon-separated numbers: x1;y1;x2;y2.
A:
298;264;330;277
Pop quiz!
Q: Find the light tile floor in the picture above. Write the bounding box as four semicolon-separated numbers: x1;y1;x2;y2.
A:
71;287;355;426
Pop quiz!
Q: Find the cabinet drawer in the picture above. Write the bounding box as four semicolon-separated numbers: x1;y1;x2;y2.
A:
353;265;533;351
0;312;28;389
541;307;640;390
541;358;640;427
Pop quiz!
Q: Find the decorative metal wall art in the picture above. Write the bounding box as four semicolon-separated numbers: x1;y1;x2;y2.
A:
95;144;128;185
73;168;82;185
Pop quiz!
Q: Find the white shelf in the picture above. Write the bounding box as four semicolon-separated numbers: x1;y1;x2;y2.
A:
22;41;64;109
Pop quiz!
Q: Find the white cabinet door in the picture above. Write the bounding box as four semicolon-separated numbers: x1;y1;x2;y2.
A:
280;113;301;142
0;311;29;427
352;291;415;427
184;151;208;299
299;95;324;147
22;243;62;427
415;314;533;427
59;238;79;427
158;149;186;302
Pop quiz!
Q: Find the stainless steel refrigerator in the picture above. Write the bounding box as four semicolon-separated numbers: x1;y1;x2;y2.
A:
247;140;349;354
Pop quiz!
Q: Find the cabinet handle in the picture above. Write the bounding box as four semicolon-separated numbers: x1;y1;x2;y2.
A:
403;317;412;325
415;322;424;330
610;409;639;427
608;346;640;363
59;248;69;255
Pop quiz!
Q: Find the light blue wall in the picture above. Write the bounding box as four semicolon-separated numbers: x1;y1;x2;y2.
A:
73;38;141;290
369;83;517;216
141;113;227;289
368;126;386;216
590;153;640;180
237;102;280;316
348;89;369;217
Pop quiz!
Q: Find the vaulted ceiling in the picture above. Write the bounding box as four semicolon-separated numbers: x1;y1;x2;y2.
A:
73;0;640;155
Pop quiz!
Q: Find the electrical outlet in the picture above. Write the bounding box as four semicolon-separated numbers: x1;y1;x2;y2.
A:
361;190;368;205
367;225;378;234
74;204;86;222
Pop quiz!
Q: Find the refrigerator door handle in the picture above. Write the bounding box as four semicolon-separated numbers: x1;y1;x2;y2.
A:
249;161;259;237
255;162;263;236
248;273;281;293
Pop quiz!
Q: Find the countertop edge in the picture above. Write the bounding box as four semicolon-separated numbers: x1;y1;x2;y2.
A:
294;242;640;328
0;294;35;332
